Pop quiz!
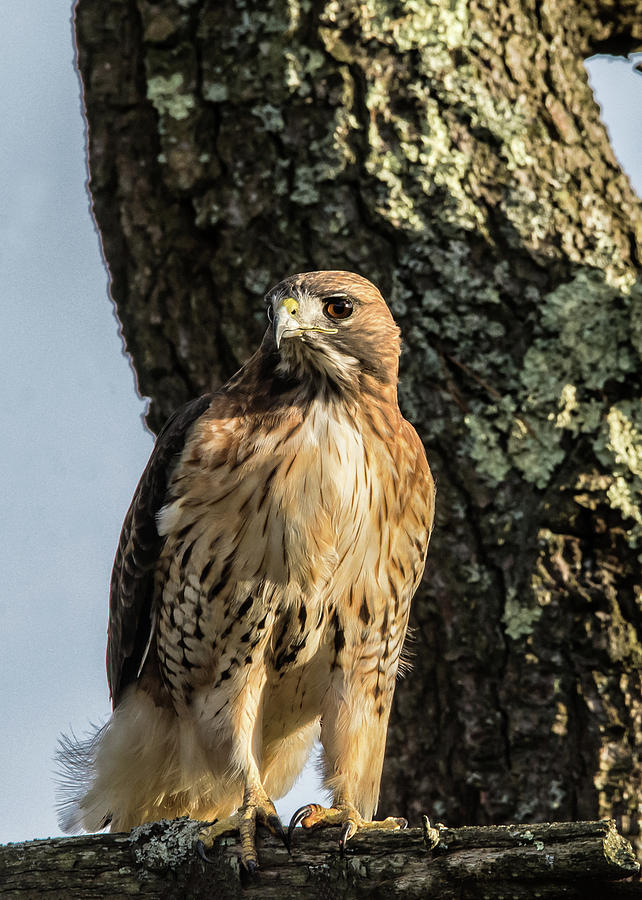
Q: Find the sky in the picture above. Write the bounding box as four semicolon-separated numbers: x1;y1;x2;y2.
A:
0;2;640;846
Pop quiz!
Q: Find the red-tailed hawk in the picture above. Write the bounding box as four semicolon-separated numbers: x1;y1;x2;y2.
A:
58;271;434;870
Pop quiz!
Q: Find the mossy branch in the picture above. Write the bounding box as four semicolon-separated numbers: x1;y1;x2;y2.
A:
1;818;639;899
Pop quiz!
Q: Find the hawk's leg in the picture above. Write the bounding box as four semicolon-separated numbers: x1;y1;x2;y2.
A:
288;801;406;850
197;783;287;872
288;635;408;852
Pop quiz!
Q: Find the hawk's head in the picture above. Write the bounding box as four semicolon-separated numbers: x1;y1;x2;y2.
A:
264;271;401;390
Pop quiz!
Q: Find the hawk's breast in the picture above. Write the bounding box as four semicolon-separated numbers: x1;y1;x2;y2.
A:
154;396;414;710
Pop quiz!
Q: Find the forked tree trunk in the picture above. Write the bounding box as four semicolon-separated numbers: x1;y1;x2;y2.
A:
74;0;642;852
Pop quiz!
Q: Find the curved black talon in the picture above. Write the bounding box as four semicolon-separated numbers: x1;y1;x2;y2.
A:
196;840;214;864
267;813;291;853
245;858;259;876
338;822;352;855
288;804;313;847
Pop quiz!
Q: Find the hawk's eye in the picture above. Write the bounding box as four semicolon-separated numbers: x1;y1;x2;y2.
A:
266;305;274;323
323;297;353;320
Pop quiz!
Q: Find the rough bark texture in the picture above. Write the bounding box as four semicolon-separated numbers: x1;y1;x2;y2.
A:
74;0;642;852
1;819;639;898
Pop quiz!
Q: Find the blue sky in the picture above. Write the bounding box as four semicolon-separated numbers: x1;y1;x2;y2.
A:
0;1;640;845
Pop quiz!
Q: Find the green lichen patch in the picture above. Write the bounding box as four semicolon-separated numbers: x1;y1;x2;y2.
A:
502;588;543;641
597;404;642;549
147;73;195;121
462;271;642;537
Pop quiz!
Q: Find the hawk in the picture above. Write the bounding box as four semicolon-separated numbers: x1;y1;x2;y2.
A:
58;271;434;870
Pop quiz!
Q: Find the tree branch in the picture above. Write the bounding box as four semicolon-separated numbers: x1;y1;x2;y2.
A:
2;818;639;899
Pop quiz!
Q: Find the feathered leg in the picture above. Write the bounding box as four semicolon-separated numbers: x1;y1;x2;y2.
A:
288;635;407;849
193;671;288;870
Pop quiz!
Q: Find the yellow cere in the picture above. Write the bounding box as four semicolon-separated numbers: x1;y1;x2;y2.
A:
282;297;299;317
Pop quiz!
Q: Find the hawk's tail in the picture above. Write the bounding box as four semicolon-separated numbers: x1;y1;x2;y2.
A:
56;723;113;833
55;687;235;833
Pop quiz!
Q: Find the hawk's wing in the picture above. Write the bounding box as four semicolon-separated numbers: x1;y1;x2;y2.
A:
107;394;212;708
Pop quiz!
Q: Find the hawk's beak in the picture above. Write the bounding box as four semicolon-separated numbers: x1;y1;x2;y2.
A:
273;297;300;350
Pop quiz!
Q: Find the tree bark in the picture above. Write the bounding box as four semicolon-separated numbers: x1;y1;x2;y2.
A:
74;0;642;852
1;819;639;898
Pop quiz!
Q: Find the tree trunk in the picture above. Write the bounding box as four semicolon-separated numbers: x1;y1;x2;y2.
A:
74;0;642;851
1;819;639;898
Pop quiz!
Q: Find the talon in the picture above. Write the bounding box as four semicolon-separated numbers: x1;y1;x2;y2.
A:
339;821;355;853
196;839;214;864
288;804;314;846
380;815;408;831
287;803;408;848
266;813;290;852
197;788;282;869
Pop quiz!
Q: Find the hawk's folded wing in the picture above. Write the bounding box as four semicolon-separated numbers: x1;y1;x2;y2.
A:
107;394;212;707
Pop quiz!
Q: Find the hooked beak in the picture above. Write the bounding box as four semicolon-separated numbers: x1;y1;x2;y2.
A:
272;296;339;350
273;297;300;350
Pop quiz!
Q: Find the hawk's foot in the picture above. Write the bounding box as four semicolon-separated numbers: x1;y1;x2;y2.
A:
197;787;288;873
288;802;407;852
